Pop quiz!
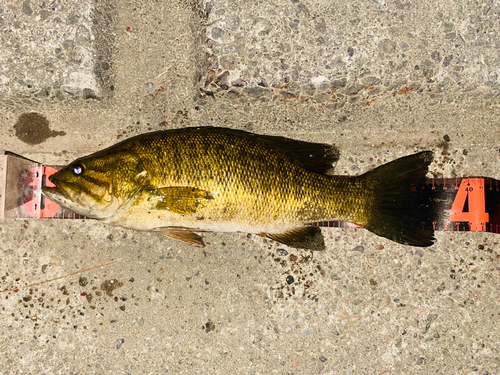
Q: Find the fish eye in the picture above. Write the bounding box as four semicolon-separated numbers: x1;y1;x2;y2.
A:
72;164;85;175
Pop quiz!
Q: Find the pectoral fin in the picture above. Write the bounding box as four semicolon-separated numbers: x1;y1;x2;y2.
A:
147;186;213;215
158;228;205;247
265;226;325;251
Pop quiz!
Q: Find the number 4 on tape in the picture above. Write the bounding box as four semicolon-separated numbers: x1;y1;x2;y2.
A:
450;178;489;231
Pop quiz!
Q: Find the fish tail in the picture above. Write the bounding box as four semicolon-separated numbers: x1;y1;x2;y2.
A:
362;151;435;247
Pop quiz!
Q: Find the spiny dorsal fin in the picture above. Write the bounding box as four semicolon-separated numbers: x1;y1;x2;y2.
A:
87;127;340;175
158;127;340;175
265;226;325;251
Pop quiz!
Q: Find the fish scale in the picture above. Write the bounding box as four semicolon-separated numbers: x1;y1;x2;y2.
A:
41;127;435;249
118;131;365;227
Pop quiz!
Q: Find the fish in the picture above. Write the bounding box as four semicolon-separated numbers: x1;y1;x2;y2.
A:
42;127;435;250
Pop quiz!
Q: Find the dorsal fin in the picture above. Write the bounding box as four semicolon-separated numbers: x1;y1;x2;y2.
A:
254;133;340;175
179;127;340;175
94;126;340;175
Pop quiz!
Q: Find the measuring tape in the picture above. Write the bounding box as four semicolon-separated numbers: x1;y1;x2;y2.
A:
2;153;500;233
1;153;87;220
314;177;500;233
27;171;500;233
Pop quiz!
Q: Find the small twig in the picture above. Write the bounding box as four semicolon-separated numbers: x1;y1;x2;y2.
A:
1;258;122;293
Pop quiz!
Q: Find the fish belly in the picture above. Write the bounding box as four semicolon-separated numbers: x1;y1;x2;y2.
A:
103;182;331;235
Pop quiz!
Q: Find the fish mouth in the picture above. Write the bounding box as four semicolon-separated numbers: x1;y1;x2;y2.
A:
41;181;72;203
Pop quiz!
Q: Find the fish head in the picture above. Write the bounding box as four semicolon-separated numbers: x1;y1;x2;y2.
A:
42;152;148;219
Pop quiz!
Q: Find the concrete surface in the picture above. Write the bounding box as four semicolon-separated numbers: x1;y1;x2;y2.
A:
1;0;500;374
0;0;115;102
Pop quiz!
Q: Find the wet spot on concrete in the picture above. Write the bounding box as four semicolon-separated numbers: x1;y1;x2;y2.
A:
14;112;66;145
100;279;123;297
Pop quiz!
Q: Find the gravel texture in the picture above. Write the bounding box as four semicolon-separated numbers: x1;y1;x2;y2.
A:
200;0;500;107
1;0;500;374
0;0;116;104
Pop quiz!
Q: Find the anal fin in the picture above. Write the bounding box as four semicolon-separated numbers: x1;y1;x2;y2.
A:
158;228;205;247
265;226;325;251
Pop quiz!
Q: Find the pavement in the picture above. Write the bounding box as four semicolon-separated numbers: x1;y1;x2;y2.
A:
1;0;500;374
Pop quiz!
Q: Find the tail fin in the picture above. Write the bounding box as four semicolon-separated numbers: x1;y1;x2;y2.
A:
362;151;435;247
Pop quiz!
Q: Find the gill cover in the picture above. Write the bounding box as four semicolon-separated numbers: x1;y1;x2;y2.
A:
43;152;149;219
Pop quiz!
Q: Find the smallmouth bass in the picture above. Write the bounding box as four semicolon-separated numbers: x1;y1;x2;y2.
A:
42;127;435;249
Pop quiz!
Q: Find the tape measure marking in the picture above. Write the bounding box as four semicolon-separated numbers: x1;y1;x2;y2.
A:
14;162;500;234
450;178;489;231
313;177;500;233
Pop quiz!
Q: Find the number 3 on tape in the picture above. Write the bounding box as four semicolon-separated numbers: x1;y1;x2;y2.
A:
450;178;489;231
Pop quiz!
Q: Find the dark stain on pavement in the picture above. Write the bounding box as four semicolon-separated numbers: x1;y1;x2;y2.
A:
14;112;66;145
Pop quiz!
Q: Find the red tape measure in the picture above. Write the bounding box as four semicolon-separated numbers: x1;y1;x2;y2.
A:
316;177;500;233
3;152;500;233
23;166;61;218
450;178;490;232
